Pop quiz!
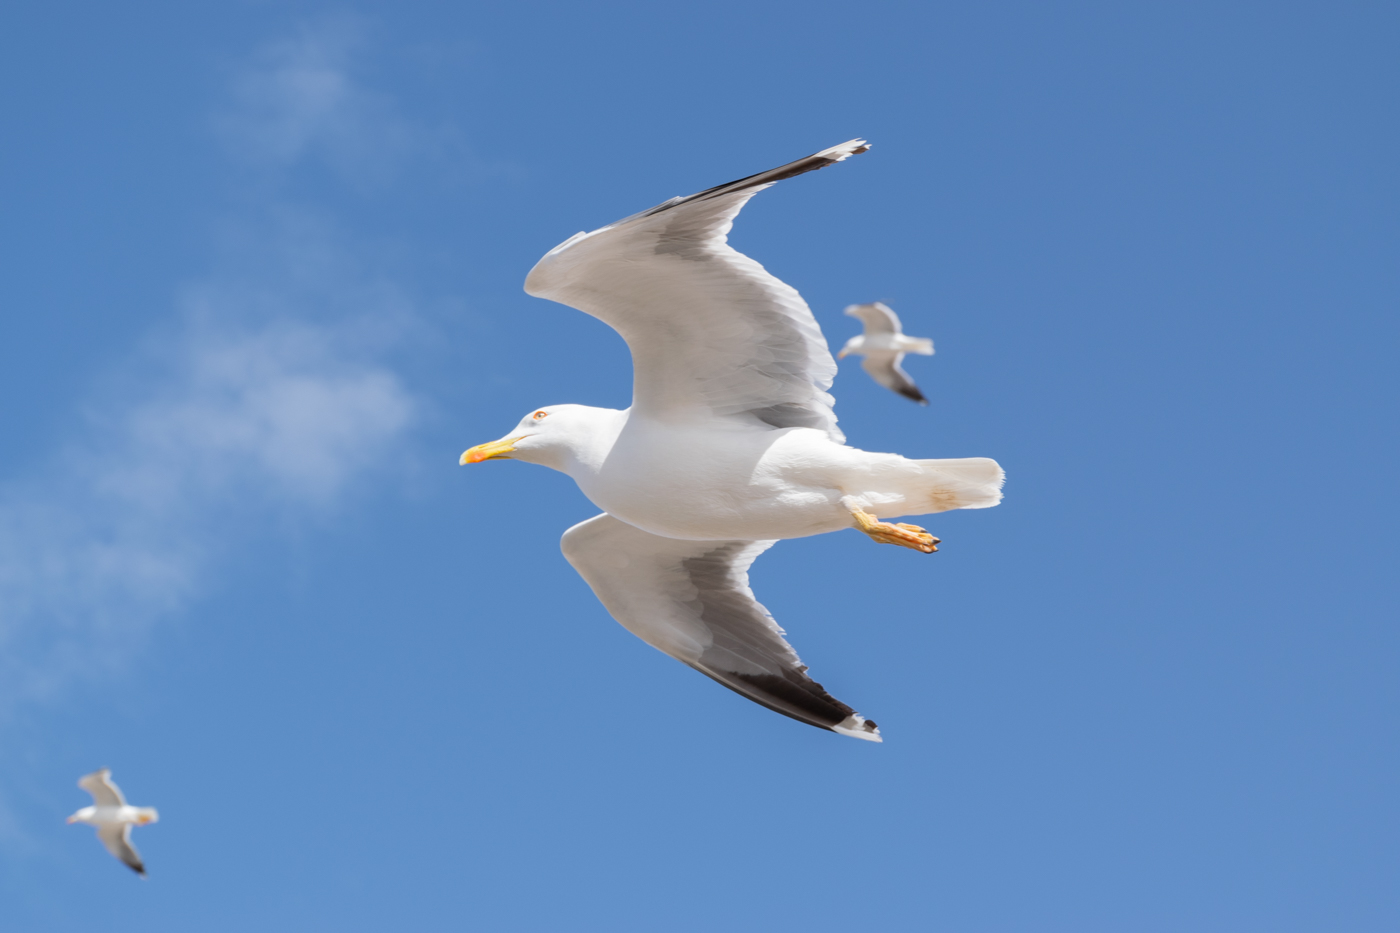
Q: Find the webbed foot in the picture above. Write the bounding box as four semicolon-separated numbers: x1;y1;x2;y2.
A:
851;509;940;553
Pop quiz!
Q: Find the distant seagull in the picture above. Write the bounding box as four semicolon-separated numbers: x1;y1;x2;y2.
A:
838;302;935;404
67;769;158;876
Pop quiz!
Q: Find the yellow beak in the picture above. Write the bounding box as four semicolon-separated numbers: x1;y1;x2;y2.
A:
837;349;849;359
459;436;522;464
66;815;78;824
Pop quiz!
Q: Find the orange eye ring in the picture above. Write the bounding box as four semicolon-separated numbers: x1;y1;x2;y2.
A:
532;410;548;420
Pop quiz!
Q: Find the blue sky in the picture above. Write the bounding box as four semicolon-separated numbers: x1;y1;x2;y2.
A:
1;1;1397;930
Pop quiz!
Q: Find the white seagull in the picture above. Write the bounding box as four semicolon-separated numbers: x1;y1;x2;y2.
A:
838;301;935;404
67;768;158;876
461;140;1003;741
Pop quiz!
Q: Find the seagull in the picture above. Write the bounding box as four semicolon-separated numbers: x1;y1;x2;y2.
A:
67;768;158;876
838;301;935;404
460;140;1003;741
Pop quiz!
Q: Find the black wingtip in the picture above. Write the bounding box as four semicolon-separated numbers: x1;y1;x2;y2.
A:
898;385;929;405
633;139;871;223
692;665;862;734
692;139;869;200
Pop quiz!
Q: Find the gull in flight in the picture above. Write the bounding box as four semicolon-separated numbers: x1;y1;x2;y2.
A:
67;768;158;876
461;140;1003;741
838;301;935;404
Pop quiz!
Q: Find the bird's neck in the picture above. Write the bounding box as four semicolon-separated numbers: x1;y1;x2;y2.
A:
544;407;628;481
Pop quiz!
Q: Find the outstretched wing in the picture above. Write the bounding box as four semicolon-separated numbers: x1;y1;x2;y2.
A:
97;824;146;875
525;140;872;444
862;353;929;405
844;301;903;335
78;769;126;807
560;513;881;740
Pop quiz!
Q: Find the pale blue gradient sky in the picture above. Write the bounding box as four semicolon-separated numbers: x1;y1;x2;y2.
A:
1;2;1397;930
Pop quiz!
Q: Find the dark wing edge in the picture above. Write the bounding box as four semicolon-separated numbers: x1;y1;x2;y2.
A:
98;824;146;876
862;354;928;405
524;141;870;445
622;138;871;225
561;514;881;742
526;138;870;274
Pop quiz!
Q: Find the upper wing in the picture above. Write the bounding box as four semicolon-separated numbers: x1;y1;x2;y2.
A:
861;353;928;405
97;823;146;875
844;301;903;335
561;513;881;741
525;140;872;444
78;769;126;807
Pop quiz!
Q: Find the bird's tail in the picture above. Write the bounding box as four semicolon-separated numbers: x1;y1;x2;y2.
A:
911;457;1004;513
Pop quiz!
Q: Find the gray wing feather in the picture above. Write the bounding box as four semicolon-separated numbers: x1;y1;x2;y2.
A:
844;301;902;335
97;823;145;875
78;769;126;807
861;353;928;405
560;513;880;740
525;140;872;444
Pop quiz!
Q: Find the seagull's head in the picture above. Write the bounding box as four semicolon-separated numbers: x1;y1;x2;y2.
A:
134;808;159;825
460;405;619;474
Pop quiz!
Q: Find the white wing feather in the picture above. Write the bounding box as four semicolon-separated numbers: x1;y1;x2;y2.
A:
861;352;929;404
560;513;880;740
845;301;903;335
525;140;872;443
97;823;145;875
78;768;126;807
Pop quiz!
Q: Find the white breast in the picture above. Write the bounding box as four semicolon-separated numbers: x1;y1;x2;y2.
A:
578;421;851;541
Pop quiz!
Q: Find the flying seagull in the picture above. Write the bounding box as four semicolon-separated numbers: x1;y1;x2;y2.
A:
838;301;935;404
460;140;1003;741
67;768;158;876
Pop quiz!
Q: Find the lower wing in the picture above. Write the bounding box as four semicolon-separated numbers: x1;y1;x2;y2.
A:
862;353;929;405
97;824;146;875
560;513;881;741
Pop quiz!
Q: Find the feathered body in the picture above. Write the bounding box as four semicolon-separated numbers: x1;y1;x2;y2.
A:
527;405;1000;541
463;141;1003;739
67;769;158;876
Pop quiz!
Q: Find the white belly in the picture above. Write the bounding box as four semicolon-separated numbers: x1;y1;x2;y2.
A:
577;423;853;541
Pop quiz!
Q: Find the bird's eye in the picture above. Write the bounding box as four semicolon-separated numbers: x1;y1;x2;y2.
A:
533;410;548;420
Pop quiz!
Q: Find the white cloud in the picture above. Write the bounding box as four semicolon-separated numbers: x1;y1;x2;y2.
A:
0;226;418;718
101;286;415;512
215;16;417;185
0;22;431;720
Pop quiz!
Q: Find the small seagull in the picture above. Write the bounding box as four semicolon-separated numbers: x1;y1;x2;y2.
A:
838;302;935;404
67;768;158;876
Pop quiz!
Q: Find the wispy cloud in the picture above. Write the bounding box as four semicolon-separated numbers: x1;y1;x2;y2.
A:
215;16;418;185
0;20;433;719
0;223;418;718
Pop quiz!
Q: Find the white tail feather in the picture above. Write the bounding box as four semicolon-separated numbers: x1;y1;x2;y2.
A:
914;457;1005;512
